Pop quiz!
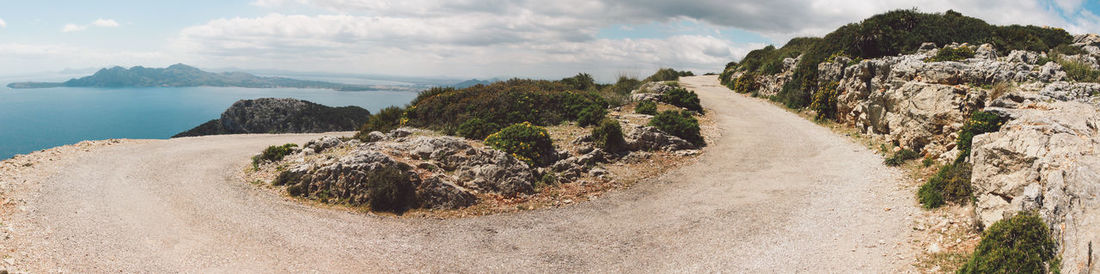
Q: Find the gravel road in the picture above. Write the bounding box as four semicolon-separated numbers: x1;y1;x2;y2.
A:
7;75;918;272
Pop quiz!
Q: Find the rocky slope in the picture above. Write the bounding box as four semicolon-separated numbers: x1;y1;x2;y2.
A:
173;98;370;137
727;34;1100;272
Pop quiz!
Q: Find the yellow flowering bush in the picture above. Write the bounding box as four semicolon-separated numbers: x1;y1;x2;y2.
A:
484;122;555;166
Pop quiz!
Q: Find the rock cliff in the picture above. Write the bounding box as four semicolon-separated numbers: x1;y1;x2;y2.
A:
173;98;370;137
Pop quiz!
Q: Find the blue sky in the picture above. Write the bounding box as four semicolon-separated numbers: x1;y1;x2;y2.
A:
1;0;1099;81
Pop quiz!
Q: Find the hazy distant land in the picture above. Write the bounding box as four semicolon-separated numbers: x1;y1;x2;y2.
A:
6;64;415;91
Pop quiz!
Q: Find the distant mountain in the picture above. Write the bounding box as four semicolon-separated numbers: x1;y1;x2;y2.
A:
451;78;501;88
173;98;370;138
6;64;382;91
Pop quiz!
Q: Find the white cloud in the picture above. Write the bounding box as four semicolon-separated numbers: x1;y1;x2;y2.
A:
92;18;120;27
174;12;758;79
0;43;168;75
61;24;87;32
0;18;6;28
62;18;121;33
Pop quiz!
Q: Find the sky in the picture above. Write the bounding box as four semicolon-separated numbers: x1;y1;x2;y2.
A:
1;0;1099;82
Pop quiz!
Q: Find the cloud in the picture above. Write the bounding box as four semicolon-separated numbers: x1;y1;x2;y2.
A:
175;0;1100;80
0;43;168;75
92;18;120;27
175;12;761;79
61;24;87;32
0;18;6;28
62;18;121;32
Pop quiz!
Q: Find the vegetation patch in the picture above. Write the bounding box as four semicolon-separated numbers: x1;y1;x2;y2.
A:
918;162;972;209
577;104;608;127
721;9;1072;112
591;118;627;153
252;143;298;168
958;212;1058;273
402;79;608;135
456;117;500;140
884;148;920;166
645;68;694;82
635;100;658;115
955;111;1009;162
730;72;760;94
484;122;556;166
354;106;405;140
925;46;976;62
660;87;704;113
649;110;704;147
1057;58;1100;83
366;166;418;214
809;82;839;120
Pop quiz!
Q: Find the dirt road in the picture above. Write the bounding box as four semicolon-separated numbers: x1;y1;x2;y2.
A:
4;76;917;272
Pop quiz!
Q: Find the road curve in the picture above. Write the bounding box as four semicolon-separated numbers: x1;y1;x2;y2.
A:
10;76;918;272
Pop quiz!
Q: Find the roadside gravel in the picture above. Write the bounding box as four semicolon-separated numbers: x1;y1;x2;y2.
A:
1;76;918;272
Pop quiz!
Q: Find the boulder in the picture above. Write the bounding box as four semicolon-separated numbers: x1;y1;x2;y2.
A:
625;126;695;151
417;175;477;209
304;136;342;153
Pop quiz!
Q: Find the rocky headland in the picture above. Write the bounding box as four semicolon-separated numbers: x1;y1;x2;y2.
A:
173;98;370;138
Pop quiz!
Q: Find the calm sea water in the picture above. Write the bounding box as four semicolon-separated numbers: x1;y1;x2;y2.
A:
0;86;419;159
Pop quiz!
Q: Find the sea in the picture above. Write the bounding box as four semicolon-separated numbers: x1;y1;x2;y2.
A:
0;78;420;160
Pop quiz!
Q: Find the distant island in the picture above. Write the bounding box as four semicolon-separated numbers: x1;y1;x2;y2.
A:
7;64;385;91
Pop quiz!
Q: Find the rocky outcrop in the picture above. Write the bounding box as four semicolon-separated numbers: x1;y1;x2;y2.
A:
274;133;535;210
971;100;1100;272
624;125;696;151
630;82;673;102
173;98;370;138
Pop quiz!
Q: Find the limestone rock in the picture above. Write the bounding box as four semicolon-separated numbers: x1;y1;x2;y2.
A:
971;102;1100;272
625;126;695;151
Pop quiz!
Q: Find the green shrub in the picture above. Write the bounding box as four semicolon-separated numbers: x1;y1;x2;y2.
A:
355;106;405;140
958;212;1057;273
1051;44;1087;56
956;111;1009;162
660;87;703;113
1058;58;1100;83
810;82;839;120
731;72;759;94
601;76;642;107
635;100;657;115
252;143;298;168
561;73;597;91
918;162;972;209
649;110;704;147
366;166;418;214
404;79;608;134
456;118;500;140
926;46;976;62
576;105;607;127
484;122;556;166
884;148;920;166
592;119;627;153
645;68;693;82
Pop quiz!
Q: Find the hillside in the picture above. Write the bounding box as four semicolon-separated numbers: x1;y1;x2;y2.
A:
6;64;380;91
173;98;370;137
